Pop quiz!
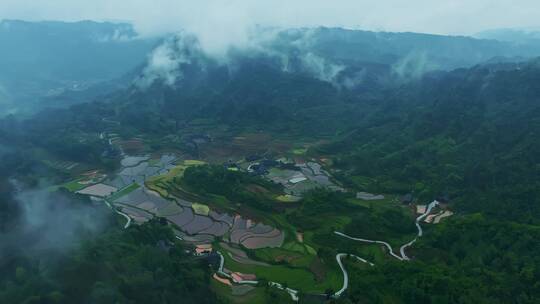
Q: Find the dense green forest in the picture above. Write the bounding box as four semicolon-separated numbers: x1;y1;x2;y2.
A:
337;215;540;304
181;164;283;211
321;60;540;224
0;146;219;303
1;203;219;304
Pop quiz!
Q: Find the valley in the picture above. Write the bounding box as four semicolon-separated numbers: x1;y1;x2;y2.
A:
55;124;454;302
2;15;540;304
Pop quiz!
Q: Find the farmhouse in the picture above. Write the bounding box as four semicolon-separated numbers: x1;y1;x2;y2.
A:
195;244;213;255
416;204;427;214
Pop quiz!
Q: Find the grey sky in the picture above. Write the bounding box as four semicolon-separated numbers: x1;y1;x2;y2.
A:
1;0;539;54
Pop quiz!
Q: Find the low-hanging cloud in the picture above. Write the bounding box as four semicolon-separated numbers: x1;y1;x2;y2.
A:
3;1;539;90
392;51;440;79
133;28;351;88
135;34;203;89
0;185;109;264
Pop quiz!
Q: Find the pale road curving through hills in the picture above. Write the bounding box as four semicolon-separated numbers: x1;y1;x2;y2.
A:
335;200;440;261
103;144;439;301
333;253;375;298
334;232;404;261
113;194;438;301
100;197;132;229
399;200;439;259
116;209;132;229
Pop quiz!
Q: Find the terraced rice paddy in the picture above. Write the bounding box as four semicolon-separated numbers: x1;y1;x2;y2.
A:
107;183;140;202
72;152;355;299
91;154;288;253
275;194;302;203
45;160;79;171
106;154;177;189
266;161;343;196
117;138;145;154
229;216;284;249
76;183;117;197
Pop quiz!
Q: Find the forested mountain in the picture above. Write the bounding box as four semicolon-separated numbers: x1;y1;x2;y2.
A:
322;59;540;223
0;20;160;115
95;28;540;134
475;27;540;44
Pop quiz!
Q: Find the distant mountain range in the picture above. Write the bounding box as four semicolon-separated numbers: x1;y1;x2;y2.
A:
475;27;540;44
0;19;160;115
4;21;540;117
127;26;540;96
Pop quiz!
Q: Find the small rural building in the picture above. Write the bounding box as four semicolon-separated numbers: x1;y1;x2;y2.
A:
195;244;213;255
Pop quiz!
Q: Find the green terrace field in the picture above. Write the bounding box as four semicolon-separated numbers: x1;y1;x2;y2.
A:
215;242;343;294
62;178;87;192
107;183;140;202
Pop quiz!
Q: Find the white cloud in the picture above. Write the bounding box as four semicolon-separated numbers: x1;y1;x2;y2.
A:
135;33;203;88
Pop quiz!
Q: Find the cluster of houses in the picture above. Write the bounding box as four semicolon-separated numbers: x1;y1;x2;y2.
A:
411;194;454;224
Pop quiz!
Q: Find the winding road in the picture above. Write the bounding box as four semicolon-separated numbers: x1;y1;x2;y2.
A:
116;209;132;229
334;232;404;261
110;196;439;301
330;200;440;298
335;200;440;261
334;253;374;297
101;198;132;229
399;200;439;259
100;142;440;301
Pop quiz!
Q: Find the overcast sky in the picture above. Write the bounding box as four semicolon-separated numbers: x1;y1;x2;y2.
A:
2;0;539;53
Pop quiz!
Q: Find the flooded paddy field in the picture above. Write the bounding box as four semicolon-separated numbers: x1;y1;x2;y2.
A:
265;160;344;196
95;153;288;251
